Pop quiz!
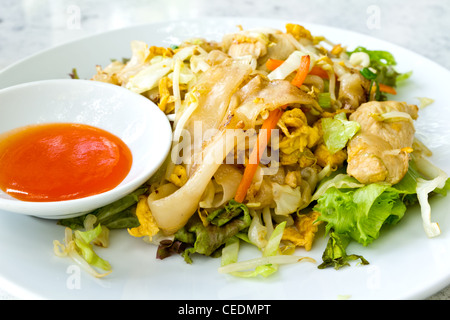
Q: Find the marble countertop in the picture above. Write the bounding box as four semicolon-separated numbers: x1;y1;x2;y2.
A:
0;0;449;300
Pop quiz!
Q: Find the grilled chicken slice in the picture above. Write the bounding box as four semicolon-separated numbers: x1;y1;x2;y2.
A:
346;101;419;184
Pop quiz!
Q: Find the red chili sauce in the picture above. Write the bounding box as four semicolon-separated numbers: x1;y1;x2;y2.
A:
0;123;132;202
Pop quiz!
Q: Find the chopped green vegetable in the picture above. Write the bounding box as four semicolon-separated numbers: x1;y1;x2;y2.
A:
206;199;248;227
53;224;112;277
74;224;111;271
318;231;369;270
69;68;79;79
321;112;360;154
318;92;331;108
359;67;377;81
348;46;412;101
314;156;450;268
221;236;240;266
218;221;315;277
315;182;406;246
58;187;147;230
176;201;251;263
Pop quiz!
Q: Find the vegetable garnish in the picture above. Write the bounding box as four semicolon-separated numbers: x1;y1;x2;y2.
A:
308;66;329;79
234;107;285;203
350;46;411;101
291;55;311;88
266;57;327;79
218;221;315;277
377;83;397;95
265;58;284;71
53;221;112;278
318;231;369;270
235;55;310;203
321;112;360;154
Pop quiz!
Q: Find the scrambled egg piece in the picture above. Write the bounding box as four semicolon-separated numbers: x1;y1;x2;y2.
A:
158;76;177;114
128;196;160;239
314;143;347;168
285;23;313;41
148;46;174;59
168;165;188;187
278;109;321;165
281;211;321;251
284;170;302;188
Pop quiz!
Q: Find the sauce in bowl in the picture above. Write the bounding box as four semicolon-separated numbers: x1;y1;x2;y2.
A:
0;123;132;202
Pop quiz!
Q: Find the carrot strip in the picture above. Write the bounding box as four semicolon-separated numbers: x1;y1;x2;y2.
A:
266;58;284;71
308;66;329;79
235;56;311;202
378;83;397;95
234;107;285;203
291;55;311;88
234;56;311;203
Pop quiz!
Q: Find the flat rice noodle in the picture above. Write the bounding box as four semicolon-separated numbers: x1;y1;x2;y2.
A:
148;129;246;234
232;75;317;129
184;57;253;140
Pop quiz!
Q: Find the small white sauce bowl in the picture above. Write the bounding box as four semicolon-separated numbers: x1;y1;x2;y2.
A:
0;79;172;219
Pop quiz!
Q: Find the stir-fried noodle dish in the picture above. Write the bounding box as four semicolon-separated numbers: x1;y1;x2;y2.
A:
54;23;449;278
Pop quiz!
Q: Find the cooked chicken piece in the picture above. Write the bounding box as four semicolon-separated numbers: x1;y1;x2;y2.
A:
222;32;269;60
335;63;371;110
346;101;419;184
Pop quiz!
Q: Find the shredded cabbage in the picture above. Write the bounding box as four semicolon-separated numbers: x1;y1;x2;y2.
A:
272;183;302;216
125;58;172;93
414;155;448;237
53;224;112;278
218;221;315;277
267;51;306;81
370;111;414;123
322;112;360;154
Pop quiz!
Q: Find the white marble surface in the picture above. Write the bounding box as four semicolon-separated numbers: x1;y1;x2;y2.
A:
0;0;449;300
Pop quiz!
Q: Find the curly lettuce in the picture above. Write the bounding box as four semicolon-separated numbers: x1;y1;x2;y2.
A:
314;157;449;269
315;183;406;246
174;200;252;263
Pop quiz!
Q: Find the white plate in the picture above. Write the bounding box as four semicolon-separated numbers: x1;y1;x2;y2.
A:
1;17;450;300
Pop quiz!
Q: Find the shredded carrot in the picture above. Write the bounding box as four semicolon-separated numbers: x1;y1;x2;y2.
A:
378;83;397;95
266;58;284;71
308;66;329;79
291;55;311;88
234;107;285;203
234;56;311;203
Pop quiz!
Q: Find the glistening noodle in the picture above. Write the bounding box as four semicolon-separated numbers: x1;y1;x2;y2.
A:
170;121;280;175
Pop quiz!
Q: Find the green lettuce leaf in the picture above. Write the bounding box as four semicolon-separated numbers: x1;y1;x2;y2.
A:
176;200;251;263
322;112;360;154
318;231;369;270
73;224;112;271
315;156;450;269
315;183;406;246
58;187;146;230
348;46;412;101
206;199;249;227
312;168;364;201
